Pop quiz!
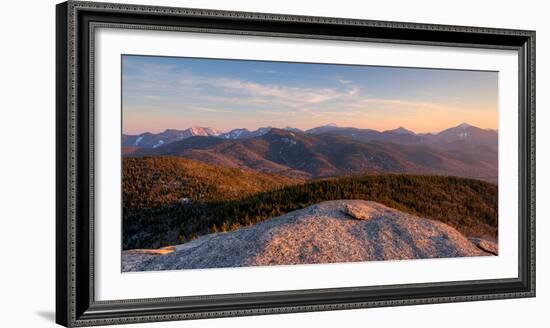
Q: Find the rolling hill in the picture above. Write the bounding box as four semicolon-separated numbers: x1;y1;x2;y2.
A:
123;156;300;210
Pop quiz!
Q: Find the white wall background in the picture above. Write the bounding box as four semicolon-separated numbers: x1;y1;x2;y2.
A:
0;0;546;327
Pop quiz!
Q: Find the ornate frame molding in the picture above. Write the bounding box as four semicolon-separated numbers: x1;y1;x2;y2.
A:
56;1;535;326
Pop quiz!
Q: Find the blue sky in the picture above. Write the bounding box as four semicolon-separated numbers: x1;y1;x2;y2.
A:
122;55;498;134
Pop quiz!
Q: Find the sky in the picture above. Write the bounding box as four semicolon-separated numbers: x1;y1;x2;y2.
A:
122;55;498;135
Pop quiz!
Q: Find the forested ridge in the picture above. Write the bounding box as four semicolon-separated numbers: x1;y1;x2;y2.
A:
123;157;497;250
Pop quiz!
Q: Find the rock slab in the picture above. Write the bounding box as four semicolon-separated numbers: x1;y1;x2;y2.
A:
122;200;497;272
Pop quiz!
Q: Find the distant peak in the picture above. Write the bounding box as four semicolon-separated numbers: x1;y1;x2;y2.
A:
183;126;221;136
325;123;338;127
457;123;472;129
386;127;414;134
265;127;299;137
255;126;272;133
283;126;303;133
266;127;285;133
159;129;187;136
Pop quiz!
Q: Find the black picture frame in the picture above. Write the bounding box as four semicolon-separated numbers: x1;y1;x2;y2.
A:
56;1;536;326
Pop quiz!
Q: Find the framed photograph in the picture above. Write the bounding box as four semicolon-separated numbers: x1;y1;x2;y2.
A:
56;1;535;326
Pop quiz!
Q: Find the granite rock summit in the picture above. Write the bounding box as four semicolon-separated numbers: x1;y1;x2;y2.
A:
122;200;497;272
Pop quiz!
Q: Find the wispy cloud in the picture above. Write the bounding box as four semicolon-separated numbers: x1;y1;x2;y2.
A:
253;69;277;74
203;77;344;105
122;56;498;133
253;69;295;76
345;97;452;113
126;65;356;111
126;67;461;123
257;110;292;116
188;106;233;114
347;87;360;96
337;78;353;85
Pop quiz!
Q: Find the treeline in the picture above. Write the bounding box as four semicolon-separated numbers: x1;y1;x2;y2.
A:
123;172;497;250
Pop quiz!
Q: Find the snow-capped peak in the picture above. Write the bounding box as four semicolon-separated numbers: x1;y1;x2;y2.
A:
219;127;272;140
188;126;221;136
223;128;249;139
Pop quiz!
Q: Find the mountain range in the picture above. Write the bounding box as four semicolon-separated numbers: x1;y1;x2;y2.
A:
123;123;498;182
123;123;497;148
123;127;222;149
